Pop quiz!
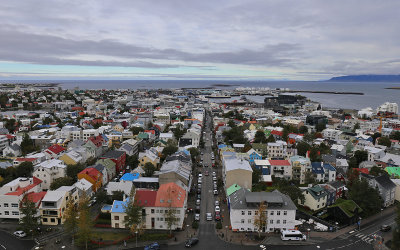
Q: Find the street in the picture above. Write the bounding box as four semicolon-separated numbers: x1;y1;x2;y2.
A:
0;230;35;250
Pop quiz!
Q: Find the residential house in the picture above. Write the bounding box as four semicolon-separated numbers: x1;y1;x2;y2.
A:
138;150;160;168
157;160;191;187
77;167;103;192
100;150;126;174
327;198;362;226
364;146;385;162
267;141;288;159
323;163;337;182
229;189;298;232
13;157;39;167
59;150;84;166
311;162;325;182
33;159;67;190
96;159;116;182
246;149;262;165
44;144;66;160
326;181;346;200
73;178;93;198
290;156;311;184
299;185;327;211
3;144;21;157
372;175;396;207
268;160;292;180
252;143;268;157
94;164;109;186
223;157;253;191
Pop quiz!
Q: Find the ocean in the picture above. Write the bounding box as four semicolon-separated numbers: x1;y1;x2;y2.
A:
1;80;399;110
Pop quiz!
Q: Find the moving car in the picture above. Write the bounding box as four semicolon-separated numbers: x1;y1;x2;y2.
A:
215;206;220;212
144;242;160;250
206;213;212;221
204;171;209;176
185;238;199;247
13;231;26;238
380;224;391;232
215;211;221;221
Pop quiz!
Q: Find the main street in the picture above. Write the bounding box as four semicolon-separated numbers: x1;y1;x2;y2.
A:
0;230;35;250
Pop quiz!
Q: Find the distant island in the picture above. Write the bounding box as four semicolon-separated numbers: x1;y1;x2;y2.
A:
327;74;400;82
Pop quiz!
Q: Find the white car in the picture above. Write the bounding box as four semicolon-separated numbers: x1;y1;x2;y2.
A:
206;213;212;221
195;214;200;221
215;200;219;206
13;231;26;238
198;173;203;178
212;172;216;177
196;199;201;205
198;178;202;184
215;206;220;212
212;176;217;181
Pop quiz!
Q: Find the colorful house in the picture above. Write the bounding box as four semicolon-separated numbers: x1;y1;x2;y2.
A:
246;149;262;165
77;167;103;192
100;150;126;175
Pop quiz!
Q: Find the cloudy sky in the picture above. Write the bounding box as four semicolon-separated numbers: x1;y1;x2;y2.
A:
0;0;399;80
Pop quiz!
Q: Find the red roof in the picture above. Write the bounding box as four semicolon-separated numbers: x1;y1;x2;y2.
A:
6;177;43;196
88;135;104;147
26;191;47;203
155;183;186;208
144;130;155;134
354;168;369;174
135;190;157;207
79;167;101;180
46;144;66;154
271;130;283;136
15;157;37;162
71;107;84;111
269;160;291;166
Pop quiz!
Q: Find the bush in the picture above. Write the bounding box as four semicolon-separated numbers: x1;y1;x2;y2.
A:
98;212;111;220
216;221;222;229
192;221;199;229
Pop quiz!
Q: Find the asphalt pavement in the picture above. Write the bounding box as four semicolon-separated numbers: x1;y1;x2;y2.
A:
0;230;35;250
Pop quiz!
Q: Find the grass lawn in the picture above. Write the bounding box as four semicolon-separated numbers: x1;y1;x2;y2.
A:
91;231;130;242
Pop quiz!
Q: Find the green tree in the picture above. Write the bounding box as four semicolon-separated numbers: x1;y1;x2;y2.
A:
352;123;360;132
95;189;109;204
112;190;125;201
173;125;186;140
66;164;85;182
390;131;400;141
266;134;276;143
20;133;36;155
188;147;200;163
296;142;311;157
304;171;316;185
130;126;144;135
279;185;305;205
5;119;16;132
252;167;262;185
161;144;178;160
126;155;139;169
299;126;308;134
63;199;78;243
348;179;382;217
16;162;34;177
50;176;74;190
369;166;387;177
144;162;156;177
124;186;143;235
253;130;267;143
378;136;392;147
315;123;326;132
20;193;40;236
354;150;368;165
372;132;381;144
76;193;93;250
392;203;400;249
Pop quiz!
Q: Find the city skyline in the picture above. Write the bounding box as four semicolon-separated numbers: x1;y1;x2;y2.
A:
0;0;399;80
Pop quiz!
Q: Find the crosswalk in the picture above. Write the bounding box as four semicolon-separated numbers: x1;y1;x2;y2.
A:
353;232;375;244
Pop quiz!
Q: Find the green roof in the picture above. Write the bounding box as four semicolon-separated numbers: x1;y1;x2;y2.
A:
252;143;268;150
385;167;400;177
329;198;362;217
227;184;243;196
138;132;149;139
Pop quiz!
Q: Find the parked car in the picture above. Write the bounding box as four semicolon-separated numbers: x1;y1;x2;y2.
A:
215;206;220;212
195;205;200;213
198;178;202;184
213;190;218;195
212;176;217;181
206;213;212;221
185;238;199;248
198;183;202;189
215;200;219;206
215;211;221;221
144;242;160;250
196;199;201;205
204;171;209;176
212;171;216;177
380;225;391;232
195;214;200;221
198;173;203;178
197;188;201;194
13;231;26;238
197;194;201;200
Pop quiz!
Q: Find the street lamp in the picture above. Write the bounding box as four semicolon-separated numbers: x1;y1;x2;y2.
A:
225;225;228;240
135;231;138;247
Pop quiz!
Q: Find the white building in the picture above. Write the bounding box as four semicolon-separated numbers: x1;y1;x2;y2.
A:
229;189;298;232
267;141;288;159
33;159;67;190
377;102;398;114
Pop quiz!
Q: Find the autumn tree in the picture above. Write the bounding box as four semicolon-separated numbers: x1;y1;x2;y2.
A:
63;198;78;243
20;133;36;155
253;201;267;237
76;193;93;249
124;186;143;235
164;187;178;235
20;193;40;235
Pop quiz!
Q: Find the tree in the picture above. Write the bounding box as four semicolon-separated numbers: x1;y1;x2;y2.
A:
66;164;85;182
16;162;34;177
352;123;360;132
124;187;143;235
20;193;40;236
253;130;267;143
354;150;368;165
304;171;316;185
95;189;109;204
112;190;124;201
161;144;178;160
296;142;311;157
378;136;392;147
266;134;276;143
372;132;381;144
346;168;360;186
76;193;93;250
348;179;382;217
144;162;156;177
50;176;74;190
20;133;36;155
315;123;326;132
390;131;400;141
253;201;267;237
299;126;308;134
309;146;321;162
252;167;262;185
126;155;139;169
369;166;387;177
173;125;186;140
164;187;178;235
5;118;16;132
188;147;200;163
279;185;305;205
392;203;400;249
130;126;144;135
63;199;78;243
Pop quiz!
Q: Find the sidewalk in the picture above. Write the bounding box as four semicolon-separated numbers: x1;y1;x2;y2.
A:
310;205;397;240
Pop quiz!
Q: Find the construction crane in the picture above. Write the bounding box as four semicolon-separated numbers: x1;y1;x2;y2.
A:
378;116;383;134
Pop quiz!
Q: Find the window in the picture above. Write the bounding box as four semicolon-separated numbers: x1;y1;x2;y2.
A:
241;219;245;224
11;203;18;208
248;219;252;223
160;218;163;221
283;220;286;224
248;211;252;215
270;220;273;224
4;203;8;207
43;218;48;222
270;211;274;216
156;209;159;213
284;211;287;216
160;210;163;213
114;216;119;220
5;211;9;215
277;211;281;216
51;218;55;222
241;211;245;215
277;220;280;224
12;211;19;216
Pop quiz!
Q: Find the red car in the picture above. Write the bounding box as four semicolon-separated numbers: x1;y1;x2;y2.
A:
204;171;209;176
215;211;221;221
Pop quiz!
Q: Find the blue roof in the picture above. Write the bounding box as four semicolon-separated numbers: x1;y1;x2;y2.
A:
323;163;336;171
311;162;324;174
111;199;128;213
218;144;227;149
120;173;140;181
181;149;190;155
